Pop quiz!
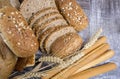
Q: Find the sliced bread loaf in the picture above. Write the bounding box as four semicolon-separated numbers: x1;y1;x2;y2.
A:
51;33;83;58
55;0;88;32
34;17;64;37
39;25;68;53
20;0;57;20
29;7;58;27
0;6;38;57
44;26;76;54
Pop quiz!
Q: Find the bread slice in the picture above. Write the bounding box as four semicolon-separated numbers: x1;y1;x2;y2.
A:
0;6;38;57
39;25;68;53
55;0;88;32
29;7;58;27
44;26;76;53
20;0;57;20
15;54;35;71
34;17;64;37
51;33;83;58
32;11;61;32
0;36;17;79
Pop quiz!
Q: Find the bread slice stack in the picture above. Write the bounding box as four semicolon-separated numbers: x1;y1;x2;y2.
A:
20;0;83;58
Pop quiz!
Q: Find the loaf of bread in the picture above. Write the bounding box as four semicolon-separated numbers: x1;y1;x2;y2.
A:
51;33;83;58
55;0;88;32
0;36;17;79
0;6;39;57
20;0;57;21
15;55;35;71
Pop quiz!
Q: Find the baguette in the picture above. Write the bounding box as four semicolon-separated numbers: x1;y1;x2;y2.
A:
68;63;117;79
0;6;38;57
55;0;88;31
51;43;110;79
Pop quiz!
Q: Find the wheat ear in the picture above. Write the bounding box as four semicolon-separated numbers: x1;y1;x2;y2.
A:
38;56;65;64
83;28;102;49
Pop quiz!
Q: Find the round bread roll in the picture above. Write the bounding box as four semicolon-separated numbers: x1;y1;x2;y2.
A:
50;33;83;58
0;36;17;79
55;0;88;32
0;6;39;57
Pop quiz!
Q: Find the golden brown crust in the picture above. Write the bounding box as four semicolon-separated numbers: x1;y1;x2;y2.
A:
0;36;17;79
15;55;35;71
50;33;83;58
0;6;38;57
55;0;88;32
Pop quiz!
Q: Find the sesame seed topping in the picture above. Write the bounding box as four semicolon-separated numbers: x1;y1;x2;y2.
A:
69;2;72;6
11;12;14;15
8;31;12;34
17;42;21;45
31;44;34;47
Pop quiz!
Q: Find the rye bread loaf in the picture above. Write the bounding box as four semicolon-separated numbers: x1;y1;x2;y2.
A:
39;25;68;53
32;11;62;33
44;26;76;54
20;0;57;20
51;33;83;58
34;17;64;37
15;55;35;71
0;36;17;79
0;6;38;57
29;7;58;27
55;0;88;32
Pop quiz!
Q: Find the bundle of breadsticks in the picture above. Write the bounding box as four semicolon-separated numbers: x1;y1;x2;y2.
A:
0;0;117;79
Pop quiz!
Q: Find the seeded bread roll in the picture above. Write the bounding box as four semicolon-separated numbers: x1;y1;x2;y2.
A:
0;6;38;57
20;0;57;20
0;36;17;79
44;26;76;54
55;0;88;32
51;33;83;58
15;55;35;71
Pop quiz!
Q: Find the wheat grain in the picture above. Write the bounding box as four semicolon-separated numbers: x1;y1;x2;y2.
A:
38;56;65;64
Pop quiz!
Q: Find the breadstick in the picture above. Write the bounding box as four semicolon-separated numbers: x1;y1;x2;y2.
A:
75;50;114;74
51;43;110;79
68;63;117;79
41;36;106;79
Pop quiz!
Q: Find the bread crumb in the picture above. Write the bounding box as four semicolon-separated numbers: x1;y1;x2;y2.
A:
11;12;14;15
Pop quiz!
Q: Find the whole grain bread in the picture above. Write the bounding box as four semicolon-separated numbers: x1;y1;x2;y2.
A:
20;0;57;20
55;0;88;32
0;6;38;57
39;25;68;53
0;36;17;79
29;7;58;27
44;26;76;54
51;33;83;58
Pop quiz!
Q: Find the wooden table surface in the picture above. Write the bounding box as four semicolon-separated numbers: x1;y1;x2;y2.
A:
77;0;120;79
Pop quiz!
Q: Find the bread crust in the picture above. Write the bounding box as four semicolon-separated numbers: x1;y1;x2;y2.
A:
51;33;83;58
0;6;38;57
55;0;88;31
0;36;17;79
44;26;76;54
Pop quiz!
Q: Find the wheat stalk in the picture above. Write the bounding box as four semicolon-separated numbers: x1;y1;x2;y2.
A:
38;56;65;64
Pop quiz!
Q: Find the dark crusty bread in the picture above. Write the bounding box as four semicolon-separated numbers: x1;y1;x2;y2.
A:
29;7;58;27
55;0;88;32
39;25;68;53
44;26;76;54
51;33;83;58
15;55;35;71
34;17;64;37
0;6;38;57
20;0;57;20
0;36;17;79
